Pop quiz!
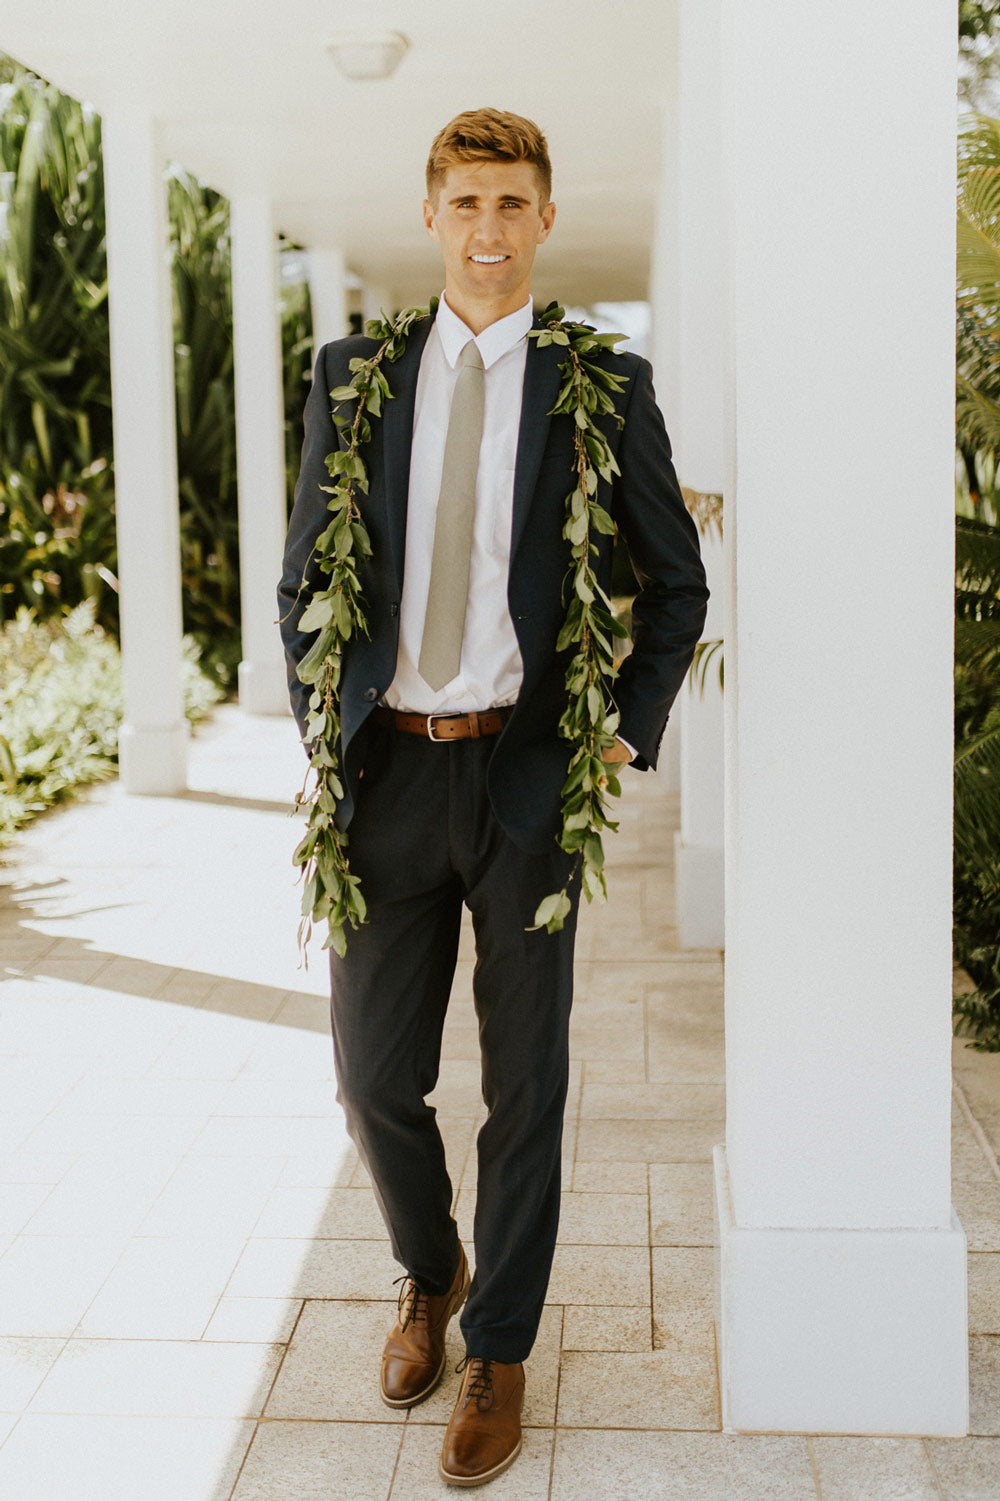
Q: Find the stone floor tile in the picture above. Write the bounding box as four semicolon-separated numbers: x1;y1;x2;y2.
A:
389;1422;554;1499
0;1411;18;1444
952;1053;1000;1119
21;1113;204;1160
232;1419;403;1500
30;1338;282;1418
0;1236;128;1337
556;1348;719;1429
0;1151;77;1185
556;1191;649;1246
279;1144;359;1188
927;1435;1000;1498
0;1414;254;1501
0;1183;53;1236
575;1117;724;1164
229;1237;399;1300
204;1298;302;1344
969;1252;1000;1334
580;1081;726;1120
138;1154;286;1238
650;1161;716;1245
187;1114;344;1161
809;1436;939;1499
551;1430;815;1500
953;1173;1000;1253
571;1160;648;1194
646;1037;727;1084
20;1152;181;1239
970;1334;1000;1435
569;1014;646;1064
51;1076;228;1118
76;1234;249;1339
562;1304;653;1353
546;1243;649;1307
213;1078;339;1117
652;1246;717;1349
264;1299;404;1422
253;1185;387;1240
0;1337;66;1410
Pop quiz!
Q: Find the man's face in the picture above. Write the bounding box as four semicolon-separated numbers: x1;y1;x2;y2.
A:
423;160;556;327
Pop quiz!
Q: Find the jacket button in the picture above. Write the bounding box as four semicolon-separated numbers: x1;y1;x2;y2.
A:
364;687;378;701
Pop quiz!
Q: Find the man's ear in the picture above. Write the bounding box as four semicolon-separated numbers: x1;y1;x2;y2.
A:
423;199;438;241
537;201;556;244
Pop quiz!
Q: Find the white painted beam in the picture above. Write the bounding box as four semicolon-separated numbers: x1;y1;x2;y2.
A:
230;194;290;715
103;111;188;793
717;0;966;1434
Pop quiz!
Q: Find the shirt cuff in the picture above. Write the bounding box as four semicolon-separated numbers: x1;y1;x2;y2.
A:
616;735;637;762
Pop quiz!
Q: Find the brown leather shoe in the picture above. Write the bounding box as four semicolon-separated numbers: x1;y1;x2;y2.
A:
379;1245;470;1408
439;1355;525;1487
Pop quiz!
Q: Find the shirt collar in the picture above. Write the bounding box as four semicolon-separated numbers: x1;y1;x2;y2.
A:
436;291;534;372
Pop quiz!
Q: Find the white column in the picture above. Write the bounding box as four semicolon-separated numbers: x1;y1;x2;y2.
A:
361;280;393;331
673;0;726;948
308;247;349;351
103;112;188;793
717;0;966;1435
230;195;290;715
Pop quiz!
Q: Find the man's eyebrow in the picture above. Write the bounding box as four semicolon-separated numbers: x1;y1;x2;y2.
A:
447;192;532;205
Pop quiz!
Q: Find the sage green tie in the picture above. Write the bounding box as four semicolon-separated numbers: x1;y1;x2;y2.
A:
418;339;486;692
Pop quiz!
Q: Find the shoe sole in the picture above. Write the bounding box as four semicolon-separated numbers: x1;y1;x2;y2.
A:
439;1435;523;1487
379;1270;471;1410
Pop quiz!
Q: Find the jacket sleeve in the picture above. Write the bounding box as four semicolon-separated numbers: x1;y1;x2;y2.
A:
611;357;710;769
277;344;339;742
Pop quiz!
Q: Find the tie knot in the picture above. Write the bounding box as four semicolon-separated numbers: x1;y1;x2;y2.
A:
459;340;484;371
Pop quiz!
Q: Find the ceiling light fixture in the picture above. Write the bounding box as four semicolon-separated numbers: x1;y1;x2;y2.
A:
325;32;410;82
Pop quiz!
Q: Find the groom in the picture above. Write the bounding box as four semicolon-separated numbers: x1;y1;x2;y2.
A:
278;108;708;1487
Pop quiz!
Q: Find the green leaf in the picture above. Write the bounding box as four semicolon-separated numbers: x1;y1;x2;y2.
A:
529;888;572;932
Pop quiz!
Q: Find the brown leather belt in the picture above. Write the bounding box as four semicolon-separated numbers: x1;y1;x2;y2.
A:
373;705;512;741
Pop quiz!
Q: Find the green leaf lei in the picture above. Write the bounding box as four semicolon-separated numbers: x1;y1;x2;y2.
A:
291;299;630;958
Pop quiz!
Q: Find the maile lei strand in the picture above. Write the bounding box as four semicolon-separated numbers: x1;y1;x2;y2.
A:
290;299;631;959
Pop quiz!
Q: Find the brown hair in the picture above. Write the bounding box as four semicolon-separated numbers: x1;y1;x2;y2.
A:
425;108;552;207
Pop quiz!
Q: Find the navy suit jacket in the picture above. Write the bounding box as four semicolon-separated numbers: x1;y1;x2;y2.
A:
278;310;709;854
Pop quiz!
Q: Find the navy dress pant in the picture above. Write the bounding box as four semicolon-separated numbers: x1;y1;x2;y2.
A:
328;720;579;1364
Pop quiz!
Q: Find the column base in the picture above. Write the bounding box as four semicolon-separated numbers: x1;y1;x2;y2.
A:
238;659;292;717
118;719;188;794
674;832;724;948
713;1145;969;1435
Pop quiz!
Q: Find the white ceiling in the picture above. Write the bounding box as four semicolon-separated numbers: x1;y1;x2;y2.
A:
1;1;676;307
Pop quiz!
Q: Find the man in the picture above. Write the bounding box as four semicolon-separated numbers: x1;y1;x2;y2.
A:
278;108;708;1487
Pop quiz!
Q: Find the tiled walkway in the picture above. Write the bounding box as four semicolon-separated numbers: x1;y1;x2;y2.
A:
0;704;998;1499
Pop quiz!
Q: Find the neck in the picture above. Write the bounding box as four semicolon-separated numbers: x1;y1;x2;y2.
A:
442;287;531;336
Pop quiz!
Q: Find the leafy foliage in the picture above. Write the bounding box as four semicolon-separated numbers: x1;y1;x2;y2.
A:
954;115;1000;1046
290;302;633;956
291;304;432;957
0;601;221;846
0;59;313;686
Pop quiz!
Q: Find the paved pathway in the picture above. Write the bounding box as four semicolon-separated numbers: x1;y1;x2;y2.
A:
0;704;997;1498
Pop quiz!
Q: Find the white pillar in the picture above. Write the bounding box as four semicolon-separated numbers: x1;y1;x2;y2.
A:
672;0;726;948
230;195;290;715
717;0;966;1435
308;247;349;351
361;280;393;331
103;112;188;793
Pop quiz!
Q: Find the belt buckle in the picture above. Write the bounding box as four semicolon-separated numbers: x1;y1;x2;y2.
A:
425;713;450;742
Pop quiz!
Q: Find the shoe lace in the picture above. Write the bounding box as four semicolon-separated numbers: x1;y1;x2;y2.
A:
455;1353;495;1411
393;1275;429;1333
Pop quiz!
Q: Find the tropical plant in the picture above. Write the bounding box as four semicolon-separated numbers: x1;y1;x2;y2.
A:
954;112;1000;1048
0;600;221;846
0;58;314;687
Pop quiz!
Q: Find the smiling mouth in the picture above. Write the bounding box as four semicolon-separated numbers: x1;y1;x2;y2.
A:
470;254;509;264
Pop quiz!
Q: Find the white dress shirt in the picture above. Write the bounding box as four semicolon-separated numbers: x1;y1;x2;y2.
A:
382;292;530;714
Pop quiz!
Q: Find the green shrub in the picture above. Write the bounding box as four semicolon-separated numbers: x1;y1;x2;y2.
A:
0;601;222;846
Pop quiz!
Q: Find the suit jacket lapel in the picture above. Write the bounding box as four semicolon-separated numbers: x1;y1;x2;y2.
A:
381;312;435;596
511;323;564;558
